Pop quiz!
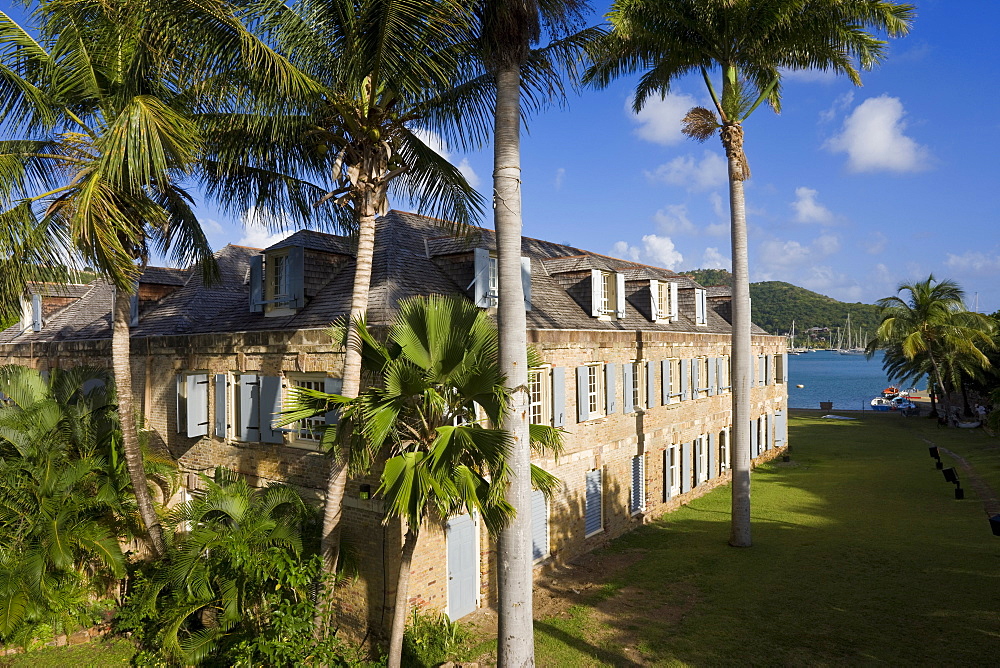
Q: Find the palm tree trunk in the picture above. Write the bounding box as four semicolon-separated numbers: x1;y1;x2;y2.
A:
387;526;419;668
320;189;379;573
722;122;752;548
493;64;535;668
112;289;165;557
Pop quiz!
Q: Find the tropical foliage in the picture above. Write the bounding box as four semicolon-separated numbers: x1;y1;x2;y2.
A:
868;276;995;418
281;294;561;667
116;468;339;666
0;365;166;646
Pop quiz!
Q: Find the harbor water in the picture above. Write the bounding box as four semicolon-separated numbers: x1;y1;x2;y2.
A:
786;350;923;410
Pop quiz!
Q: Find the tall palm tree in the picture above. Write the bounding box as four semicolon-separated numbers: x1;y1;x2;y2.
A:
868;276;995;419
586;0;914;547
264;0;487;575
0;1;318;557
281;295;561;666
470;3;596;661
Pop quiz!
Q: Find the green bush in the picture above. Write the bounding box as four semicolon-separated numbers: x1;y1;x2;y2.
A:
400;609;470;667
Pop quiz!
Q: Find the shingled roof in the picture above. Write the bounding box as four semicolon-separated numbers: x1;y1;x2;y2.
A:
1;210;767;343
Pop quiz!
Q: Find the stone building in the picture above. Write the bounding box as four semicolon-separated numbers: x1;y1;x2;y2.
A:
0;210;788;636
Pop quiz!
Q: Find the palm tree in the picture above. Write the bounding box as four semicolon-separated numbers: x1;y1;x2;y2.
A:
262;0;487;575
0;365;129;643
586;0;914;547
281;294;561;667
0;2;317;557
868;276;995;419
127;468;313;665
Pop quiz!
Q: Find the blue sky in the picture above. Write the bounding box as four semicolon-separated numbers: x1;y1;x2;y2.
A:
7;1;999;312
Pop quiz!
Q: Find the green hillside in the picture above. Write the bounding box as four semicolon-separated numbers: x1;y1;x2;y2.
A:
682;269;881;345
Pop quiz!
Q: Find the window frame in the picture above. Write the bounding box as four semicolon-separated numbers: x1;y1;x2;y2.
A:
630;360;644;412
694;288;708;326
586;364;603;419
666;446;680;498
285;373;330;450
528;366;552;426
584;467;604;538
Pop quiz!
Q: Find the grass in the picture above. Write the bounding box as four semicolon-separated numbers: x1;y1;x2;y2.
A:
0;638;135;667
512;410;1000;666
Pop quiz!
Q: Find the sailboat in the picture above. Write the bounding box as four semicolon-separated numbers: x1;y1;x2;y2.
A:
839;314;866;355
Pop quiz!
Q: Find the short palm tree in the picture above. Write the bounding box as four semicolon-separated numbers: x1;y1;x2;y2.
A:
868;276;995;418
281;294;561;668
127;468;312;665
0;1;319;556
0;365;129;643
586;0;914;547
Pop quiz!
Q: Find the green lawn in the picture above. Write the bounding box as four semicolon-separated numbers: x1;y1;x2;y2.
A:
0;638;135;667
504;411;1000;666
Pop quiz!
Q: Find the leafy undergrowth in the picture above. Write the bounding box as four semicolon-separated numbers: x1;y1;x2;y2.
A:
477;411;1000;666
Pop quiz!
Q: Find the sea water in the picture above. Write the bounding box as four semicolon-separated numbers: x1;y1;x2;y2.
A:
786;350;923;410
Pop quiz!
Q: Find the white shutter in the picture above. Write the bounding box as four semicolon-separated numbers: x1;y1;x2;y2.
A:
680;359;690;401
631;455;645;513
669;282;679;320
622;363;633;413
590;269;602;317
552;367;566;427
661;360;670;405
214;374;227;437
531;489;548;560
474;248;491;308
238;373;260;442
649;279;659;321
186;373;209;438
249;255;264;313
604;363;616;414
260;376;283;444
585;469;603;536
576;366;589;422
521;256;532;310
646;360;657;407
615;272;626;318
31;294;42;332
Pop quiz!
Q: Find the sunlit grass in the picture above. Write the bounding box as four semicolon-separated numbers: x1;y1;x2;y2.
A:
525;411;1000;666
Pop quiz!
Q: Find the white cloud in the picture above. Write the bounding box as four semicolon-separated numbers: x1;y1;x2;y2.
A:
653;204;695;235
610;234;684;270
554;167;566;190
781;67;839;84
646;151;727;191
791;187;834;224
237;206;292;248
611;240;641;262
702;247;729;269
641;234;684;269
945;251;1000;274
758;234;840;271
629;92;698;145
819;92;855;124
825;95;930;173
412;128;481;188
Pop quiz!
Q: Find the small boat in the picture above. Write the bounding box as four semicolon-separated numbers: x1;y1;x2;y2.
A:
871;397;893;411
881;386;900;398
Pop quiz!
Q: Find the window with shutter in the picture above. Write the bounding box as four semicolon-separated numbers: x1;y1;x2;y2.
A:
584;468;603;537
260;376;284;444
694;288;707;325
680;442;691;493
622;363;634;413
631;455;645;514
532;488;549;561
680;359;690;401
174;372;209;438
719;429;729;473
664;447;679;500
604;363;616;415
646;360;657;408
214;374;227;438
234;373;261;442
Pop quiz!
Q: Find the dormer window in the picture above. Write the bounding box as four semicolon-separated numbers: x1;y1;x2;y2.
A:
248;246;305;316
695;288;708;326
473;248;532;310
19;294;41;333
650;279;678;322
590;269;625;318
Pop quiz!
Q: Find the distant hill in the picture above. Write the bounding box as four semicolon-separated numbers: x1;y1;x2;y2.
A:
681;269;881;345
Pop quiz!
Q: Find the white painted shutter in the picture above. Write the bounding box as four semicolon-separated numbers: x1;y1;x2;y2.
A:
186;373;209;438
325;376;342;425
576;366;588;422
669;282;679;320
531;488;548;560
238;373;260;442
584;469;603;536
590;269;602;316
750;419;758;456
706;433;715;479
260;376;284;444
631;455;645;513
214;374;227;437
521;256;532;310
680;442;691;493
775;409;787;448
646;360;657;407
707;358;716;396
649;280;659;320
474;248;491;308
622;363;634;413
615;272;626;318
768;413;775;450
552;367;566;427
604;363;616;414
692;359;701;395
249;255;264;313
765;355;773;385
661;360;671;405
782;352;789;384
31;294;42;332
